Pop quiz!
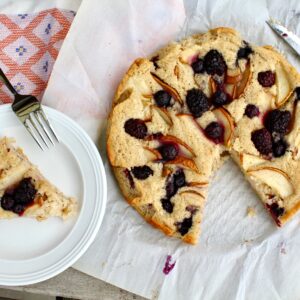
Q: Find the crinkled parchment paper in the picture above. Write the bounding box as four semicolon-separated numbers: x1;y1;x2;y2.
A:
43;0;300;299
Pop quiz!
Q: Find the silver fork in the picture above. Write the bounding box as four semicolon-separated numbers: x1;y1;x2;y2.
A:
0;68;59;150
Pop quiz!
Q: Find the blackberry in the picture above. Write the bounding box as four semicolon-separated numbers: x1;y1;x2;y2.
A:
191;58;205;74
257;71;276;87
204;122;224;144
237;45;253;60
13;204;25;215
203;50;227;76
0;178;36;214
158;143;179;162
131;166;153;180
268;203;285;218
13;178;36;205
1;194;15;210
251;128;272;155
264;109;291;135
177;216;193;235
173;169;186;188
186;88;210;118
166;177;176;198
124;118;148;139
161;198;173;213
245;104;259;118
272;139;288;157
154;90;171;107
162;170;186;214
212;90;229;107
165;169;185;199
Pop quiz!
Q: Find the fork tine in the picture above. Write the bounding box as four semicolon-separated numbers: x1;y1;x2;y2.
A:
28;114;49;148
34;111;54;146
23;121;44;151
39;109;59;142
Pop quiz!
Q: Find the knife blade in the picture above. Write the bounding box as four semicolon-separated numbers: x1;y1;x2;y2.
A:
266;19;300;57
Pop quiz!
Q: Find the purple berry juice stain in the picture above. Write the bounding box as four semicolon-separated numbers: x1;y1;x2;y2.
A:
163;255;176;275
279;241;287;255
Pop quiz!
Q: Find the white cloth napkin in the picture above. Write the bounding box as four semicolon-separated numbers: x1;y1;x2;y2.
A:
43;0;300;299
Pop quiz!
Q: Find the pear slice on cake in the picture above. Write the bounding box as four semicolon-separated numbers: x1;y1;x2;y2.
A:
247;166;294;198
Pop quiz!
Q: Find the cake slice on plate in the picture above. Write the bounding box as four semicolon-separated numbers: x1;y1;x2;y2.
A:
0;137;77;220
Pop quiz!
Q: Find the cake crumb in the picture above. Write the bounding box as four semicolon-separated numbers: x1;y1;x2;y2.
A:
243;238;254;244
247;206;256;217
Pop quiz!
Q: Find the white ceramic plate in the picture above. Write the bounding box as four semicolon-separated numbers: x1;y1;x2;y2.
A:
0;104;107;286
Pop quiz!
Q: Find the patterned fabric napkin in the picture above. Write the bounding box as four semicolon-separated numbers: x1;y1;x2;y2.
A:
0;8;75;104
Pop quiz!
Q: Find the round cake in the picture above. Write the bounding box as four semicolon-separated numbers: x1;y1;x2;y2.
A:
107;27;300;244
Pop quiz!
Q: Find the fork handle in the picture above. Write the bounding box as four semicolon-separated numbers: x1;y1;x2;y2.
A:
0;68;18;96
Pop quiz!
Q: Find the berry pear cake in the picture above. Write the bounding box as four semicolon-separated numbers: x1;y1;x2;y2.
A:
0;137;77;220
107;27;300;244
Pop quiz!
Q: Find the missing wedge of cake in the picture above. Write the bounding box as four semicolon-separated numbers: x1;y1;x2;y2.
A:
107;27;300;244
0;137;77;220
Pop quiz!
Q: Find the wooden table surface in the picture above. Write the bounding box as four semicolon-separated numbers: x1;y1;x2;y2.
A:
0;268;146;300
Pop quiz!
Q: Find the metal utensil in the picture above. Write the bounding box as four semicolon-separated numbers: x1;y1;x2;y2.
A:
0;68;59;150
266;19;300;57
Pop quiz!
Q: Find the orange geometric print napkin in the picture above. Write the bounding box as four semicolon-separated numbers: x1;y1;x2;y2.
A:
0;8;75;104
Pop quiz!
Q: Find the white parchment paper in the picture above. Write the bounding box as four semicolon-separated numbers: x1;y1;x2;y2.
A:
43;0;300;299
